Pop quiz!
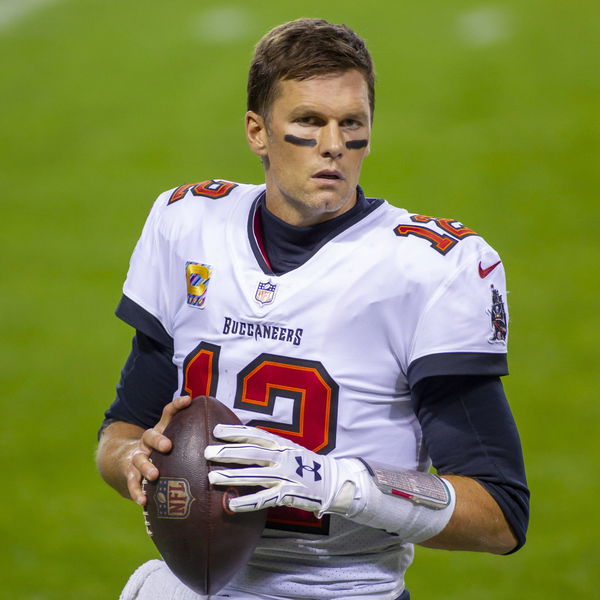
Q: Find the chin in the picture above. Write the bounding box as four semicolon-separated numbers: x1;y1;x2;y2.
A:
318;190;353;213
279;184;355;224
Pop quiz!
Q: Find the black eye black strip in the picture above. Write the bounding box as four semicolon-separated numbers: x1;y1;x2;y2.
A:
284;135;368;150
345;139;368;149
284;134;317;147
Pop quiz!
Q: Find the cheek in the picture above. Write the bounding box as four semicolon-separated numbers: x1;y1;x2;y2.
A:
347;152;367;174
270;143;306;172
268;146;309;188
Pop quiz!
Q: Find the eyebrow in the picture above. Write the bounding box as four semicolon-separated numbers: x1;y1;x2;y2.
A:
289;105;369;123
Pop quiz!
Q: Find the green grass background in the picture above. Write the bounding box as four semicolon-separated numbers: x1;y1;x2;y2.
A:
1;0;598;598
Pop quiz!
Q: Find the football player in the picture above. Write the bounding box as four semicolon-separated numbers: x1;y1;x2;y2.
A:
96;18;529;600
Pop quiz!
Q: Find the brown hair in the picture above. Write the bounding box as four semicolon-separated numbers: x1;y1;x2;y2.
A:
247;18;375;121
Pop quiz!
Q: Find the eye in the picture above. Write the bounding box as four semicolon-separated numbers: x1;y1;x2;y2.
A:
295;116;322;126
341;118;362;130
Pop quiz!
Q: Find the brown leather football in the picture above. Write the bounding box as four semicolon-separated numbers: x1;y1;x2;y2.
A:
143;396;266;595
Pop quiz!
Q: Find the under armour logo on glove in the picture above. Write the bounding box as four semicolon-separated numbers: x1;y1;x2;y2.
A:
295;457;322;481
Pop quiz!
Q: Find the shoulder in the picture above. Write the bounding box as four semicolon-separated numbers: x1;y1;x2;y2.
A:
374;201;484;254
147;178;264;231
163;179;252;205
367;200;503;282
157;179;262;209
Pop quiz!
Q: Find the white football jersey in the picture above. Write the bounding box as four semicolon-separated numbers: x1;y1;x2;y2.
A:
122;179;509;599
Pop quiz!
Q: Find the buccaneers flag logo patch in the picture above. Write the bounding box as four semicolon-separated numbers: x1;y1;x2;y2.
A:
488;284;507;343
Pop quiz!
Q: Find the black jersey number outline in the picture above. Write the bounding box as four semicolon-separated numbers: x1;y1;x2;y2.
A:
181;344;339;535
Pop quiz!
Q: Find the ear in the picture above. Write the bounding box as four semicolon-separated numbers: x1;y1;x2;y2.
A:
245;111;268;157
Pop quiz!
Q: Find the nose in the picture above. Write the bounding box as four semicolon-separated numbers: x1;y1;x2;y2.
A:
318;122;344;159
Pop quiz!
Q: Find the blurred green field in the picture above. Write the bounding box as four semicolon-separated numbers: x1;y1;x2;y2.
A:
1;0;598;598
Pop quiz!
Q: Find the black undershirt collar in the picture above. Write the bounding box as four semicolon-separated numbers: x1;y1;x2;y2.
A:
257;186;382;275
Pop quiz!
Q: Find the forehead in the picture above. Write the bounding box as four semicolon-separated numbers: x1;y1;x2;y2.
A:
271;70;371;119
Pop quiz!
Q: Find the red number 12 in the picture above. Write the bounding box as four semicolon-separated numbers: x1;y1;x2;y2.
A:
182;342;339;534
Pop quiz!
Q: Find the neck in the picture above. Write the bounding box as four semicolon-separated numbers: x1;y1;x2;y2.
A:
255;186;373;275
264;187;358;227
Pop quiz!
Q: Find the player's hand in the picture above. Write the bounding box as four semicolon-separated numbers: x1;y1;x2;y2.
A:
127;395;192;505
205;424;366;516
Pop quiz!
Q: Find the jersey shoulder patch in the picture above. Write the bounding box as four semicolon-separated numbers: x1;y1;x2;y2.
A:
167;179;239;205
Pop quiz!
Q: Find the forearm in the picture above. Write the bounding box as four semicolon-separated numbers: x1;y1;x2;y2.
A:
421;475;517;554
96;421;145;500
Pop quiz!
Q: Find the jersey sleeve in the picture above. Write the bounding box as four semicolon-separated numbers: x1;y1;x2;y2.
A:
101;331;178;432
407;245;509;388
120;191;177;336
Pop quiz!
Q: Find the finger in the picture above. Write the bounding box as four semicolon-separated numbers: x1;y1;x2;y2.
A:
227;490;321;514
205;443;281;465
131;448;159;481
208;466;294;487
277;493;323;513
146;396;192;452
227;489;282;512
155;395;192;435
142;427;172;454
212;424;282;448
126;463;148;506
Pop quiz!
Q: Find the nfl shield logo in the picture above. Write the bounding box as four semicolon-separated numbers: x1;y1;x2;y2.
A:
255;280;277;305
154;477;195;519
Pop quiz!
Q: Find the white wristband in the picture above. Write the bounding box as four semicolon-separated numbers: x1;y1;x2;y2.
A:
329;459;456;544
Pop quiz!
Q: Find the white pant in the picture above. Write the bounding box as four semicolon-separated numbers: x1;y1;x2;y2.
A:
120;559;409;600
119;560;280;600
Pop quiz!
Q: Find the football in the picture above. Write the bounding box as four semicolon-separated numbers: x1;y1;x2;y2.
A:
143;396;267;595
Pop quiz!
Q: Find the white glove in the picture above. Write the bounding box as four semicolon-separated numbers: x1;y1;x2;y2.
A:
205;424;456;543
204;424;363;517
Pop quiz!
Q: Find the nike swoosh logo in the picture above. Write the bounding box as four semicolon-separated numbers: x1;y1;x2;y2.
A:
478;260;502;278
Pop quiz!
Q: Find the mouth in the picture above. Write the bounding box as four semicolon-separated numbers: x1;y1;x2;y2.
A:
312;170;344;181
